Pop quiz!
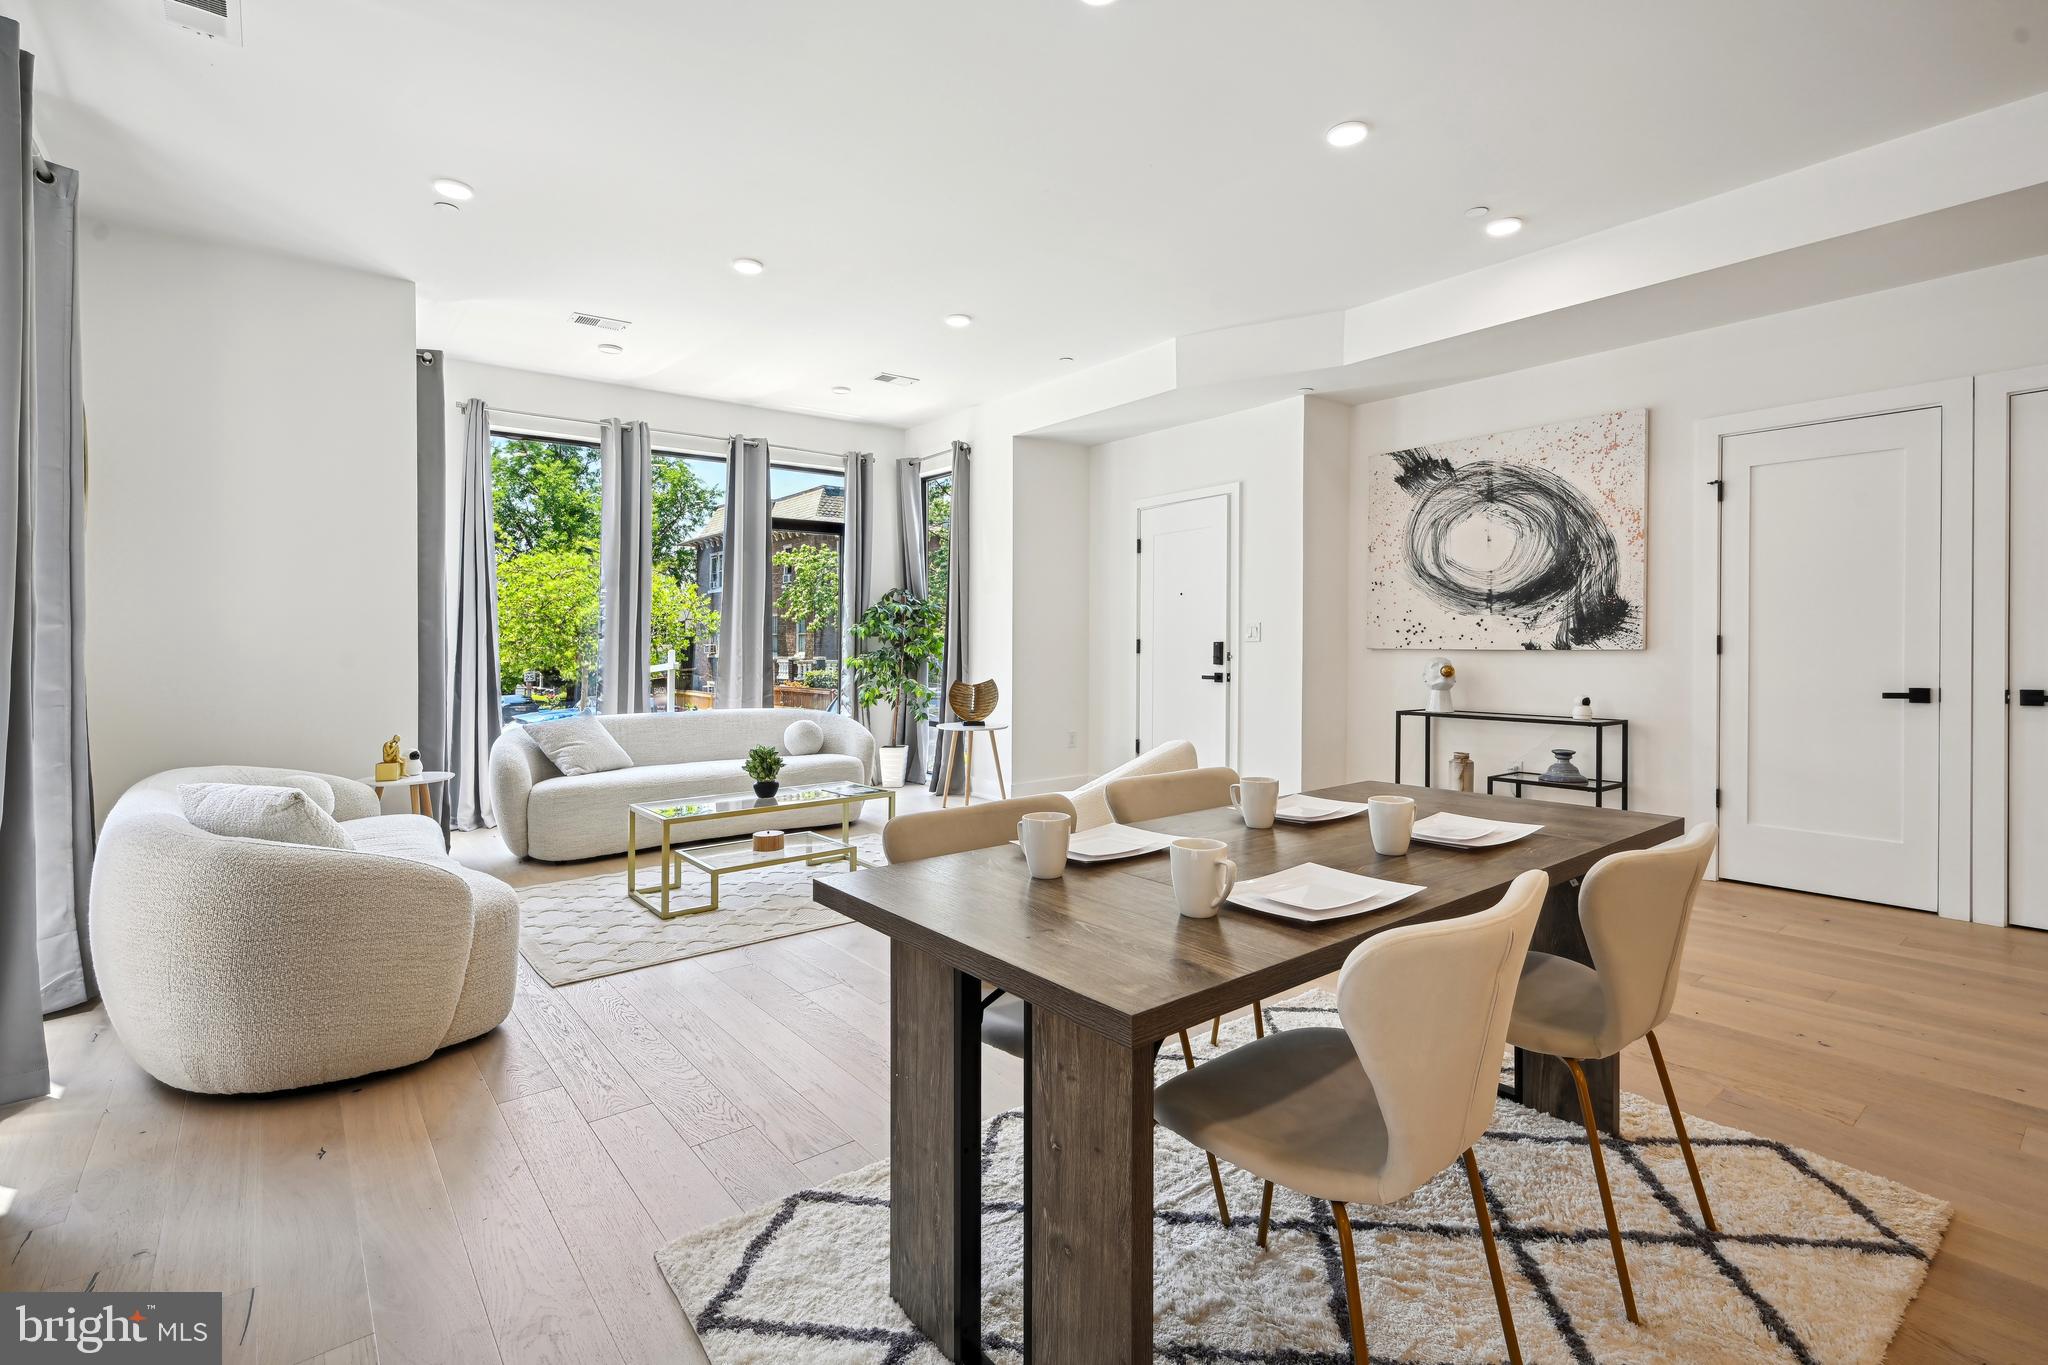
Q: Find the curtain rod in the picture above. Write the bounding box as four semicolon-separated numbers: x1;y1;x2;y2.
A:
461;402;853;463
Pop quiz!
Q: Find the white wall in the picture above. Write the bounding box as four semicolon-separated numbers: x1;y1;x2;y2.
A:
1011;438;1092;790
1347;252;2048;819
1087;399;1310;789
82;222;418;817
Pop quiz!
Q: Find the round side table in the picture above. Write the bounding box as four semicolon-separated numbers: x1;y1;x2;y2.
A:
364;770;455;819
931;722;1008;808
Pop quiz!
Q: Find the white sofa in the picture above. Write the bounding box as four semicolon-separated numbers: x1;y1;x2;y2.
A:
491;708;880;861
90;765;517;1095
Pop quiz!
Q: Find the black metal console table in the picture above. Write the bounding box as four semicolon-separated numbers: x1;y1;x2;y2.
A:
1393;707;1630;809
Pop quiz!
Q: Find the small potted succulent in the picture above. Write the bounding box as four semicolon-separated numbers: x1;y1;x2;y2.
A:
744;744;785;799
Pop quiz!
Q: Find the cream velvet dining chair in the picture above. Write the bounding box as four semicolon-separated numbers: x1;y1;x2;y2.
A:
1506;822;1718;1326
1153;869;1547;1365
1105;767;1264;1052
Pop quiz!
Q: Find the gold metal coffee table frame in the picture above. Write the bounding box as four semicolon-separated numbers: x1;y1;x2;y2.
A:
625;783;897;921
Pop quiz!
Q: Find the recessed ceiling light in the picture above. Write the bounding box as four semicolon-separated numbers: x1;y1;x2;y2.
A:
1325;120;1370;148
1059;356;1075;363
431;178;474;201
1484;216;1524;238
597;343;624;354
731;257;765;275
944;313;974;328
432;201;461;213
1464;205;1490;219
832;385;853;395
1081;0;1117;6
1298;386;1317;393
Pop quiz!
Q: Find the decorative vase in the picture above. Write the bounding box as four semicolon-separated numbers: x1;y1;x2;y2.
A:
878;746;909;789
753;780;780;799
1448;751;1474;793
1542;749;1586;783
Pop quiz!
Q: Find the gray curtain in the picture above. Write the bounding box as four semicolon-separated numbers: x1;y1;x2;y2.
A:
598;419;653;713
415;350;448;833
928;441;970;795
839;451;872;721
894;456;928;782
718;436;771;708
4;19;89;1104
450;399;501;829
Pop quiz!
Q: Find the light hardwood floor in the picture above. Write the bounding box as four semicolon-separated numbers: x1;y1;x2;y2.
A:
4;798;2046;1363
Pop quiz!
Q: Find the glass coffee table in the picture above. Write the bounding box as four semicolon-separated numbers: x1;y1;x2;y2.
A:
625;782;896;920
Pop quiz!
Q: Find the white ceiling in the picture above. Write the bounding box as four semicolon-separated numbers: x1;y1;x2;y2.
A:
19;0;2048;428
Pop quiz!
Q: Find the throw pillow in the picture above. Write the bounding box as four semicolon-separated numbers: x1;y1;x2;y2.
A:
783;719;824;755
180;783;355;850
276;773;337;814
527;716;633;775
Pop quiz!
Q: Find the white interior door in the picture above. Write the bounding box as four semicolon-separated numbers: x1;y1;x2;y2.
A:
1719;408;1943;910
1137;494;1230;766
2008;387;2048;929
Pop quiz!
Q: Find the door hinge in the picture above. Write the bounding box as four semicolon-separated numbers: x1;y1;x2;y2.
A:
1715;634;1723;655
1135;638;1141;654
1136;537;1142;553
1707;478;1724;501
1714;787;1723;809
1136;737;1142;756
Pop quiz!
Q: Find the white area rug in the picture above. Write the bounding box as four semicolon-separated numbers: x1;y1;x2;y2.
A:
657;991;1948;1364
515;835;885;985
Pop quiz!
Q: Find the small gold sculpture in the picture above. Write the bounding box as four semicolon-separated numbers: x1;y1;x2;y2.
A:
375;734;404;783
948;679;999;725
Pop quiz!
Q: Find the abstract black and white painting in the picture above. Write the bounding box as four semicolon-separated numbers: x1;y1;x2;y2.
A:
1365;409;1646;650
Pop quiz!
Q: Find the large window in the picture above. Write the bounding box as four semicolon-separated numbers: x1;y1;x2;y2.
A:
920;469;953;706
768;463;845;710
491;433;605;724
655;449;728;709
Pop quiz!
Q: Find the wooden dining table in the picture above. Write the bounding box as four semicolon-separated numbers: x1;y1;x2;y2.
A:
812;779;1684;1364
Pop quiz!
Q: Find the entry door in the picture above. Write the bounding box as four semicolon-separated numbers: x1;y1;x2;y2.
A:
2010;387;2048;929
1137;494;1230;766
1718;408;1943;910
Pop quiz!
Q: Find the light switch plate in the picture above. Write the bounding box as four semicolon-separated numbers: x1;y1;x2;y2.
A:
1245;622;1263;642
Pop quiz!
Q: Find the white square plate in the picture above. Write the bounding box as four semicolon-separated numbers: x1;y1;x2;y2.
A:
1410;812;1544;849
1272;795;1369;824
1064;823;1178;862
1229;863;1424;922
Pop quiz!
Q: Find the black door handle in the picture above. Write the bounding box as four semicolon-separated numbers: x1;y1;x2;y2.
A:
1200;672;1226;683
1879;688;1933;703
2019;688;2047;707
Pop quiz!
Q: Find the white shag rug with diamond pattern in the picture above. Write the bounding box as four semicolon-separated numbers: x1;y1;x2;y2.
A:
657;990;1947;1364
515;834;884;985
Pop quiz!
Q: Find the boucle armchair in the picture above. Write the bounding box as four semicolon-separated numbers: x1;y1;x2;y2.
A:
90;765;517;1094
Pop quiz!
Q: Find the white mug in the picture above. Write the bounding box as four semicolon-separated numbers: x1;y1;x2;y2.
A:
1367;795;1416;856
1229;776;1280;830
1018;811;1072;879
1169;837;1237;919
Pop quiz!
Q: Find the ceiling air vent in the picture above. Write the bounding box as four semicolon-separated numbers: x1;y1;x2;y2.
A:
872;372;921;388
569;312;631;331
163;0;242;44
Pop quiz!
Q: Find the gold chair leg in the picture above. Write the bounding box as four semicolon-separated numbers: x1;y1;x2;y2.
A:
1205;1152;1231;1225
1177;1028;1197;1073
1565;1056;1641;1325
1252;999;1265;1038
1463;1149;1523;1365
1330;1201;1369;1365
1256;1180;1275;1249
1646;1030;1717;1233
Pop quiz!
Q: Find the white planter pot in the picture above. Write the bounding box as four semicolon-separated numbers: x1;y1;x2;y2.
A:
878;746;909;789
